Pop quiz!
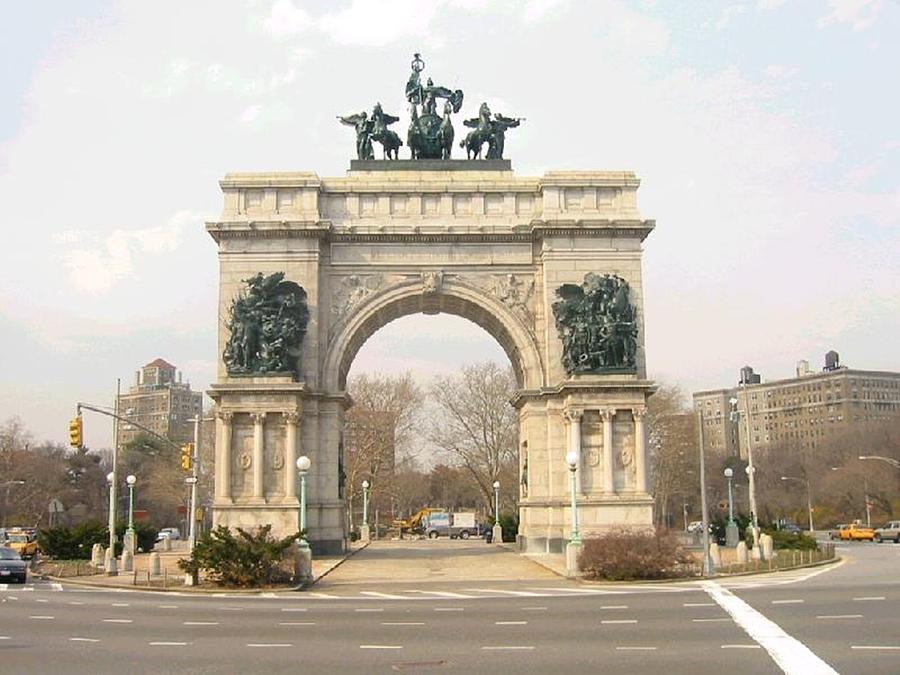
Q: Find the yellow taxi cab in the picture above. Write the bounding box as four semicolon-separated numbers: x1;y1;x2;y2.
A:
839;523;875;541
6;530;39;559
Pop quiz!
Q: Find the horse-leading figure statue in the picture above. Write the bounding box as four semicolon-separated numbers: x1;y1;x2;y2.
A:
461;102;524;160
370;103;403;160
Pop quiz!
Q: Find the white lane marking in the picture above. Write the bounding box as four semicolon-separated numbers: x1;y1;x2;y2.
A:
521;606;547;611
816;614;862;620
29;615;54;620
183;621;219;625
495;621;527;625
617;646;657;651
158;605;178;609
481;646;535;651
150;642;188;646
465;588;548;597
382;622;426;626
772;599;804;605
852;596;885;601
722;645;762;649
111;603;130;607
35;598;48;603
51;583;63;591
433;607;463;612
279;622;316;626
247;643;292;648
102;619;133;623
693;618;730;623
408;590;473;598
69;601;85;606
360;645;402;650
600;605;629;609
702;581;838;674
851;645;900;651
280;608;308;612
354;608;384;613
308;593;339;599
69;637;100;643
360;591;411;600
219;607;242;611
602;619;638;624
684;602;714;607
0;637;11;640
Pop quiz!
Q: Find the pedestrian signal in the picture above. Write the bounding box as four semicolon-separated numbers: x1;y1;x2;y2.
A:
68;415;83;448
181;443;194;471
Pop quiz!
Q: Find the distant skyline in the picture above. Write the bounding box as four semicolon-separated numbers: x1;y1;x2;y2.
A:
2;1;898;449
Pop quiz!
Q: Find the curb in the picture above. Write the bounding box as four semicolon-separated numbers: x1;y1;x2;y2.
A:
44;542;373;596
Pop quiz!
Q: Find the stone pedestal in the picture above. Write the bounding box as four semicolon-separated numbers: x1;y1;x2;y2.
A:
293;542;313;588
760;533;774;561
565;540;583;577
709;542;721;569
91;543;103;568
149;552;161;576
492;523;504;545
123;530;136;556
104;548;118;576
725;522;740;548
359;524;370;543
735;541;748;564
120;549;133;573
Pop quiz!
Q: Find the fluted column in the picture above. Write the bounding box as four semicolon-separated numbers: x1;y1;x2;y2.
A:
216;411;234;502
283;411;300;502
564;408;584;493
601;409;615;493
251;412;266;499
633;407;648;494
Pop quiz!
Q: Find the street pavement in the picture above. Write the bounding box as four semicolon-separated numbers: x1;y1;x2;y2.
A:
0;539;897;674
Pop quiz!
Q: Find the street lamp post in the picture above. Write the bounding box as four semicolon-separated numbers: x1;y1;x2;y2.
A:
731;396;761;558
697;411;713;576
565;451;582;576
105;472;117;575
859;455;900;469
360;480;371;542
125;475;136;554
294;455;312;587
724;468;739;547
780;475;814;534
491;480;503;545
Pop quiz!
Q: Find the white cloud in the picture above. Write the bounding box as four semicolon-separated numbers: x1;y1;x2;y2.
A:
318;0;441;47
58;211;202;295
522;0;571;23
715;4;747;31
757;0;786;9
239;104;262;124
817;0;883;30
764;64;799;79
263;0;312;37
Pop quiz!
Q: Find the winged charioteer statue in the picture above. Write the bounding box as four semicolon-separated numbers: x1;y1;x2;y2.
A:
339;52;523;161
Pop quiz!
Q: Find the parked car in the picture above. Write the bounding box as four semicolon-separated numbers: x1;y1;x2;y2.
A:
874;520;900;543
156;527;181;542
779;522;803;534
830;524;849;540
0;546;28;584
840;523;875;541
5;530;39;559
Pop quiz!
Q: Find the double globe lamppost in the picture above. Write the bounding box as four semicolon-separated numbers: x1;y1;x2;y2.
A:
360;480;371;542
565;450;582;576
491;480;503;546
104;472;117;575
295;455;312;587
724;467;739;547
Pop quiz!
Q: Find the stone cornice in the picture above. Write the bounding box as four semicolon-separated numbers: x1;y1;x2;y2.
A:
511;379;658;407
206;219;655;243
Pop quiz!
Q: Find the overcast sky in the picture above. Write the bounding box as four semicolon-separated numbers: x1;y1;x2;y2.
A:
1;0;898;449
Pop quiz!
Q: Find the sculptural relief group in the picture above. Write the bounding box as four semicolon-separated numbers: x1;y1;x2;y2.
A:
339;53;523;161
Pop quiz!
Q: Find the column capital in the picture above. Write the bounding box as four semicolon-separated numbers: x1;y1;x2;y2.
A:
564;408;584;423
631;407;648;419
217;410;234;423
600;408;616;422
282;411;301;425
250;412;267;424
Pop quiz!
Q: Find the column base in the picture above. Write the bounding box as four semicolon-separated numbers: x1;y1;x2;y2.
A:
565;540;583;576
492;524;504;544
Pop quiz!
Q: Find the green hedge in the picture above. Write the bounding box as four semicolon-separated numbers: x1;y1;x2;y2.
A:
37;520;158;559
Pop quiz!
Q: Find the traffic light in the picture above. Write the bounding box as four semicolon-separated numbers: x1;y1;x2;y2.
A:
181;443;194;471
68;415;83;448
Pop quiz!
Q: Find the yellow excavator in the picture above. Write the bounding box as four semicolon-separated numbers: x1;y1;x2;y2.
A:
392;508;443;536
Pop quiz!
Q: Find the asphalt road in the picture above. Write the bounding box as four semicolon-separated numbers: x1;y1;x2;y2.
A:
0;540;897;674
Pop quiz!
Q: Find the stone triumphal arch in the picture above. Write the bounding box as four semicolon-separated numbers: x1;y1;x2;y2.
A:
206;162;656;554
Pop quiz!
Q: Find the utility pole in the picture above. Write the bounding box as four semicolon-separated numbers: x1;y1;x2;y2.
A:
107;378;120;575
697;411;713;577
188;404;201;552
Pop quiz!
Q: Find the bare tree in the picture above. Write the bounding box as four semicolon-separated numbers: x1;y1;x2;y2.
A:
345;373;425;529
428;362;518;517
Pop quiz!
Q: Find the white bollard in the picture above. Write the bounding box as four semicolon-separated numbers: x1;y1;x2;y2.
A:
91;543;103;568
121;549;133;573
104;546;118;576
359;524;370;543
709;542;721;569
735;540;748;564
565;540;583;577
161;536;172;552
149;552;161;576
760;533;774;562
